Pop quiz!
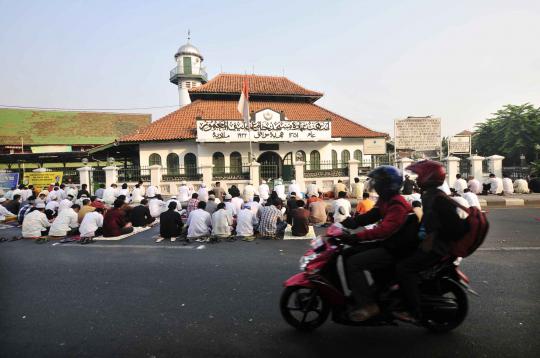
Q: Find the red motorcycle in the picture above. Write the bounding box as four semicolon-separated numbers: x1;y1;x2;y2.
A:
280;227;477;332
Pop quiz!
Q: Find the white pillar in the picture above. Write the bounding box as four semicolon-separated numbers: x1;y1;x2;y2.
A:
487;155;505;178
468;155;485;180
178;85;191;108
397;157;414;174
348;159;359;188
200;164;214;188
294;161;306;193
103;166;118;188
249;161;261;186
444;156;461;187
77;166;92;192
149;165;162;188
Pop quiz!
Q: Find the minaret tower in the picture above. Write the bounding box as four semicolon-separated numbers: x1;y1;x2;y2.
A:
169;30;208;108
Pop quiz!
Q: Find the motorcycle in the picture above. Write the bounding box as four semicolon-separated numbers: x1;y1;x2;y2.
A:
280;226;477;332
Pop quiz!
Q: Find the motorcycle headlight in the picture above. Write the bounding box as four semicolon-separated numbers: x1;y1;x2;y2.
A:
299;253;318;271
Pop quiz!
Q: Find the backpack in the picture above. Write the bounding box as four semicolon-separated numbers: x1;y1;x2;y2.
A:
448;199;489;257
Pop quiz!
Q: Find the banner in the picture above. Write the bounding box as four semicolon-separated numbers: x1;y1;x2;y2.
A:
0;172;19;190
196;119;333;142
23;172;63;187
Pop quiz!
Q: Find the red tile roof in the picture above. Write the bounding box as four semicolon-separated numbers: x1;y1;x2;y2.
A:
121;100;387;142
189;73;323;99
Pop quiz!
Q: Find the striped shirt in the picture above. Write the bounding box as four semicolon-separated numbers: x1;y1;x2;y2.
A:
259;205;283;237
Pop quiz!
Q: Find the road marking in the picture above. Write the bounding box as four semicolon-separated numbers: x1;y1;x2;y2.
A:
478;247;540;251
52;244;204;250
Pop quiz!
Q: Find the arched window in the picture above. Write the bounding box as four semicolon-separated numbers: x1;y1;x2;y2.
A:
310;150;321;170
166;153;179;175
184;153;197;176
341;150;350;165
230;151;242;174
296;150;306;163
213;152;225;174
354;149;363;163
331;150;338;169
149;153;161;166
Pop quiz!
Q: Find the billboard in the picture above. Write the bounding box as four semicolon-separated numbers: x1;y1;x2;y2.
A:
23;172;63;187
0;172;19;190
395;117;441;152
363;138;387;155
449;135;471;154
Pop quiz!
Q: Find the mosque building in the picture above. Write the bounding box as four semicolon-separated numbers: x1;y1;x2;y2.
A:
120;37;387;183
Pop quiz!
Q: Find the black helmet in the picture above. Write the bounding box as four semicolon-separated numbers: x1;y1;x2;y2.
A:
367;165;403;199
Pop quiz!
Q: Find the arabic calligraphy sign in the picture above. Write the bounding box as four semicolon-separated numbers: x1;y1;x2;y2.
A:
196;120;333;142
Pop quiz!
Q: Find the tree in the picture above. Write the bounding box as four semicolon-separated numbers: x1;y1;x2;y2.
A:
473;103;540;165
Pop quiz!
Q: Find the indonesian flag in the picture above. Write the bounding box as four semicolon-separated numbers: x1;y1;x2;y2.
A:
237;79;250;124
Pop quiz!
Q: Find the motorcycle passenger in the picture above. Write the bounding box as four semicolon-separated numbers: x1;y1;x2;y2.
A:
342;166;414;322
395;160;468;322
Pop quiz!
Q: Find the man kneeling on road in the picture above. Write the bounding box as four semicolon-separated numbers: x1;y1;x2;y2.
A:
157;201;184;243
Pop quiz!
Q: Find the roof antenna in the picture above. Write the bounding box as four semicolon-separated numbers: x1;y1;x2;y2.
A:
282;67;285;76
252;65;255;75
187;29;191;42
220;64;223;73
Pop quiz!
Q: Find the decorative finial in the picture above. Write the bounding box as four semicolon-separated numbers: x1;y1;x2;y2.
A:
187;29;191;42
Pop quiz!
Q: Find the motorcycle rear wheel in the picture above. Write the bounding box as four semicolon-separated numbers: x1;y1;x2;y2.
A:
280;286;330;331
422;278;468;333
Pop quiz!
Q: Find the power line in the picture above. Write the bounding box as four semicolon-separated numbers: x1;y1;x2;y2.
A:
0;104;179;112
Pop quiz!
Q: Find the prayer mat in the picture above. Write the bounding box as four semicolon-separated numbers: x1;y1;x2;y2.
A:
283;225;316;240
93;225;153;241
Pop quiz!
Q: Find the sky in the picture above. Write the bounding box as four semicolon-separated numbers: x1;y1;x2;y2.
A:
1;0;539;137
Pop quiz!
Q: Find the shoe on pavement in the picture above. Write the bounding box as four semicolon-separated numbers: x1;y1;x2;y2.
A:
155;237;165;243
171;237;177;242
392;311;419;323
349;303;380;322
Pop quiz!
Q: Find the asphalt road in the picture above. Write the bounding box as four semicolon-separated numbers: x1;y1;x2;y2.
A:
1;208;539;358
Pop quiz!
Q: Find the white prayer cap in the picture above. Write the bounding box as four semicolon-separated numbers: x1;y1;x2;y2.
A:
36;202;46;209
261;180;266;184
225;194;232;200
171;195;177;199
0;197;6;203
181;181;187;185
201;183;206;187
291;180;296;184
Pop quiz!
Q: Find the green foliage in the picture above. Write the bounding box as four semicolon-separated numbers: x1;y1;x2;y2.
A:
530;160;540;176
473;103;540;165
441;136;449;157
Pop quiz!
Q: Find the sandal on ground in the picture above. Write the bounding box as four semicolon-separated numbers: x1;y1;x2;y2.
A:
392;311;419;323
349;303;381;322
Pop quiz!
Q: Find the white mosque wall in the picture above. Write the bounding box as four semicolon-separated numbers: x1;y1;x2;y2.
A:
140;139;371;167
139;141;199;167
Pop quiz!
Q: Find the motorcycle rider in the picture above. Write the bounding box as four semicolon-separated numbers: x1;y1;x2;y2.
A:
395;160;468;322
342;166;415;322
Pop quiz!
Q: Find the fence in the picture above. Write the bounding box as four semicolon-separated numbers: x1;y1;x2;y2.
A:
118;166;150;183
305;161;348;178
502;166;530;180
212;164;250;180
161;166;202;182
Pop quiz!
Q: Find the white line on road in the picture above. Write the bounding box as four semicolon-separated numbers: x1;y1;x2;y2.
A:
52;244;205;250
478;247;540;251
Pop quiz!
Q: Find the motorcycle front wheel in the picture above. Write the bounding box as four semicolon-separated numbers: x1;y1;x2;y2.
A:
421;278;468;333
280;286;330;331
